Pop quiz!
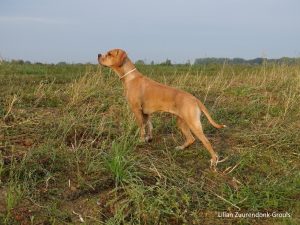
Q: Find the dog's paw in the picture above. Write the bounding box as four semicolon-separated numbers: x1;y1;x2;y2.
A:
210;157;219;172
145;136;153;143
175;146;185;150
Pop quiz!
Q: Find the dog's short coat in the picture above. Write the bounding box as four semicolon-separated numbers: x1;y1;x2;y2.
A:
98;49;226;170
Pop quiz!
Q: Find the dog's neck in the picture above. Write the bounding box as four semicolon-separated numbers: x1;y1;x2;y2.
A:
113;59;139;82
119;68;137;80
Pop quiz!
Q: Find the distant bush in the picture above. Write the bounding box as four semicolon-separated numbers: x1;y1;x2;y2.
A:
57;61;67;65
11;59;25;64
135;59;145;65
160;59;172;66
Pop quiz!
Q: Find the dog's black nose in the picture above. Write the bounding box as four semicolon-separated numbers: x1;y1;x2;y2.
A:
98;53;102;58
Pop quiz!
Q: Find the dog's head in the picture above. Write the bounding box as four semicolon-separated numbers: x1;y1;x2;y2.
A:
98;49;127;68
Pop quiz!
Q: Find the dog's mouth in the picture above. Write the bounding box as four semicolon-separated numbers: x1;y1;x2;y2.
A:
98;60;108;68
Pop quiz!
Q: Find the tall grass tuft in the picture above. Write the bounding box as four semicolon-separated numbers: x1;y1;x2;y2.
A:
104;132;140;186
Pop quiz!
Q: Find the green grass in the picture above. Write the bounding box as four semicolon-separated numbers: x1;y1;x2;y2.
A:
0;62;299;224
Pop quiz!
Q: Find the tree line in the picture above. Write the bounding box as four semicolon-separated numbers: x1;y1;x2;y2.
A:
136;57;300;66
193;57;300;65
2;57;300;66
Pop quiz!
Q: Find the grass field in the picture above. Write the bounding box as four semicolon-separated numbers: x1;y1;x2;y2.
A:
0;62;299;224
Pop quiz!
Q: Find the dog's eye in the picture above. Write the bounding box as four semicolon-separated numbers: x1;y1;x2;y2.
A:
107;52;112;56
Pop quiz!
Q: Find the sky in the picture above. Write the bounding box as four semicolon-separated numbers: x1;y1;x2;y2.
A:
0;0;299;64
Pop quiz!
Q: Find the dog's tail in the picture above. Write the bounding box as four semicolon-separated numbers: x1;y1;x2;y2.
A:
197;100;226;129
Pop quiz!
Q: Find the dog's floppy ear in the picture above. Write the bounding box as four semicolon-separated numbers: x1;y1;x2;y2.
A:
116;49;127;67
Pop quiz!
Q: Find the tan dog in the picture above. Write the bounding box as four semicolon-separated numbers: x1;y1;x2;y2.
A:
98;49;226;169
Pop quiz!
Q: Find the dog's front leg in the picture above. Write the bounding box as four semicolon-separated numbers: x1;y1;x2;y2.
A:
144;115;153;142
131;108;147;142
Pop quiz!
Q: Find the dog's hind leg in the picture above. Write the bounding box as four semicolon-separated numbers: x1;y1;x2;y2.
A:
176;117;195;150
184;108;219;170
